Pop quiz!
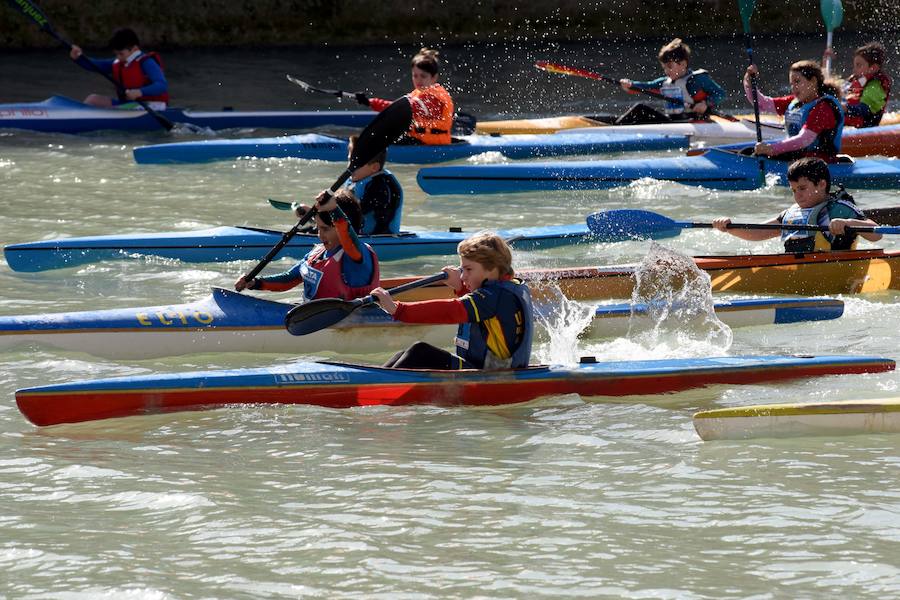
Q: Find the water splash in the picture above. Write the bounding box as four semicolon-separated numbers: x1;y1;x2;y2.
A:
532;282;595;367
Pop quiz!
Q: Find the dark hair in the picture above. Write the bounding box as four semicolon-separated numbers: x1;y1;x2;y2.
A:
789;60;841;98
658;38;691;64
348;135;386;169
855;42;886;67
787;157;831;190
318;188;363;232
109;28;140;51
411;47;440;76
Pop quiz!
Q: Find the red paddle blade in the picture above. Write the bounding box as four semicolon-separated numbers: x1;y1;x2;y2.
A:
534;61;602;81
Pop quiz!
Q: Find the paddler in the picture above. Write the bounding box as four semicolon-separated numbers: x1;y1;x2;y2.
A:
617;38;727;125
355;48;454;145
371;232;533;370
712;157;882;252
69;28;169;110
344;136;403;235
235;190;380;301
824;41;892;128
744;60;844;162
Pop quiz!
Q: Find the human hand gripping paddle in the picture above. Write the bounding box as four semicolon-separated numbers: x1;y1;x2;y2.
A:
285;272;448;336
586;209;900;240
821;0;844;78
286;74;477;136
534;60;738;122
6;0;174;131
235;95;413;290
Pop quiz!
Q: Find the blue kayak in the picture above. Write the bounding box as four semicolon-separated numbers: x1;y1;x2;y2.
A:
416;148;900;194
132;131;689;165
0;286;845;359
16;353;893;426
3;222;596;273
0;96;374;134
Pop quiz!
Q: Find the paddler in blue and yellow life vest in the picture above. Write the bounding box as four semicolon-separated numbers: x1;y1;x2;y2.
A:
355;47;454;145
712;157;882;253
235;189;380;302
825;41;893;128
745;60;844;163
372;232;533;370
69;28;169;110
618;38;727;124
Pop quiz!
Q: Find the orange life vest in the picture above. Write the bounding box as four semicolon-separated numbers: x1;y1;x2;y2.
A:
406;84;454;145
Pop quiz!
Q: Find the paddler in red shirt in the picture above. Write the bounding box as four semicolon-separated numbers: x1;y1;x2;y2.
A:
355;47;455;145
372;232;533;370
744;60;844;163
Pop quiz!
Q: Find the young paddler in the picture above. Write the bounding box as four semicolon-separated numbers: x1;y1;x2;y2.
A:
235;190;379;301
833;42;892;128
356;48;455;145
372;232;533;370
712;157;882;252
745;60;844;162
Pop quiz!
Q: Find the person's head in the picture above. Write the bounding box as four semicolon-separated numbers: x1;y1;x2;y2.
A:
347;135;386;181
456;231;514;290
788;60;827;103
315;189;363;249
658;38;691;80
787;157;831;207
853;42;886;79
411;47;441;89
109;28;140;61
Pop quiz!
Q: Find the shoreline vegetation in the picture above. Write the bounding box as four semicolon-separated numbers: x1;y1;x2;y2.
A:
2;1;898;49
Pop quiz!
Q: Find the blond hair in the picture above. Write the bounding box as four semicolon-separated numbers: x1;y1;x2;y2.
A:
457;231;514;277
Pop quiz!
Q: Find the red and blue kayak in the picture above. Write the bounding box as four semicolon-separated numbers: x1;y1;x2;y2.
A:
132;131;689;165
15;354;894;426
0;96;374;134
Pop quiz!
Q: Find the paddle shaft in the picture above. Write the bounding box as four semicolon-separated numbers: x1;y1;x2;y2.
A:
737;0;766;187
6;0;174;130
696;222;895;234
286;74;360;100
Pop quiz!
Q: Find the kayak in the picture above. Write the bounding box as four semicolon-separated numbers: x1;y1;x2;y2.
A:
0;95;374;134
693;123;900;159
4;222;597;273
476;110;900;136
0;287;844;359
15;354;894;426
693;397;900;440
416;149;900;195
131;131;689;165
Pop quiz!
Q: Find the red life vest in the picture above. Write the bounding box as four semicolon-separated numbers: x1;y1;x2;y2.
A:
845;71;892;128
111;51;169;104
406;84;454;145
300;244;380;302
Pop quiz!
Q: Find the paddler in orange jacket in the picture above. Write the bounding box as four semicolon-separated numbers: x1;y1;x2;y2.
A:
356;48;454;145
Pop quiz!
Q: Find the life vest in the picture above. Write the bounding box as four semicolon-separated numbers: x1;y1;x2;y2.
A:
299;244;379;301
347;169;404;235
845;71;892;128
784;94;844;158
111;51;169;104
406;84;454;145
659;69;709;115
780;193;862;253
453;279;533;369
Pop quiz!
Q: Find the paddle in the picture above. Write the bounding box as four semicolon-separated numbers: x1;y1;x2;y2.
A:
287;74;477;135
534;60;738;122
285;272;448;335
737;0;766;187
820;0;844;78
6;0;175;131
586;209;900;240
237;95;413;287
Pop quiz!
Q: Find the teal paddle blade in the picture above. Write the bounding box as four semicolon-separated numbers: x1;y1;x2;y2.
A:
820;0;844;31
737;0;756;32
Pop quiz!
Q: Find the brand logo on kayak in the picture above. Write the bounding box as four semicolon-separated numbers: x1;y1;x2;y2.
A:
0;109;49;118
135;310;215;326
275;373;351;383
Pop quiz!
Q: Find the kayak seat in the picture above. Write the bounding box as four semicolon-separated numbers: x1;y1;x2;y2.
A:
835;154;854;164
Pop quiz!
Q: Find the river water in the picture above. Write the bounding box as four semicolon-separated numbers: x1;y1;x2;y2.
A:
2;37;900;598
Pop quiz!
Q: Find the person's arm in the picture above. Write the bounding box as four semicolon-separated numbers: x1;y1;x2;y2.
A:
830;216;883;242
69;46;114;75
137;57;168;98
694;72;727;107
236;262;303;292
711;216;782;241
756;100;835;156
852;80;889;116
367;97;393;112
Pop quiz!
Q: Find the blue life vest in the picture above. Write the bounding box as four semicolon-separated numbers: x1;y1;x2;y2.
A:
784;95;844;155
346;169;404;235
454;279;533;369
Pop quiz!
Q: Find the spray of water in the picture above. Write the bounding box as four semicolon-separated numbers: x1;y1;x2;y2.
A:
532;281;596;366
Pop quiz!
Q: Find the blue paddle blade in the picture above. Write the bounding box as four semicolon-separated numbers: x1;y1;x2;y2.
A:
820;0;844;30
737;0;756;32
586;209;683;241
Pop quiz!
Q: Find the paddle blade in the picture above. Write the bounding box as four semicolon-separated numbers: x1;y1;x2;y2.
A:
7;0;53;31
737;0;756;32
285;298;364;336
347;96;412;172
452;111;477;136
820;0;844;30
586;209;683;242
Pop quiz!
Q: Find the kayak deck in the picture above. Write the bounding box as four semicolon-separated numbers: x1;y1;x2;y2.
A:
15;354;895;426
